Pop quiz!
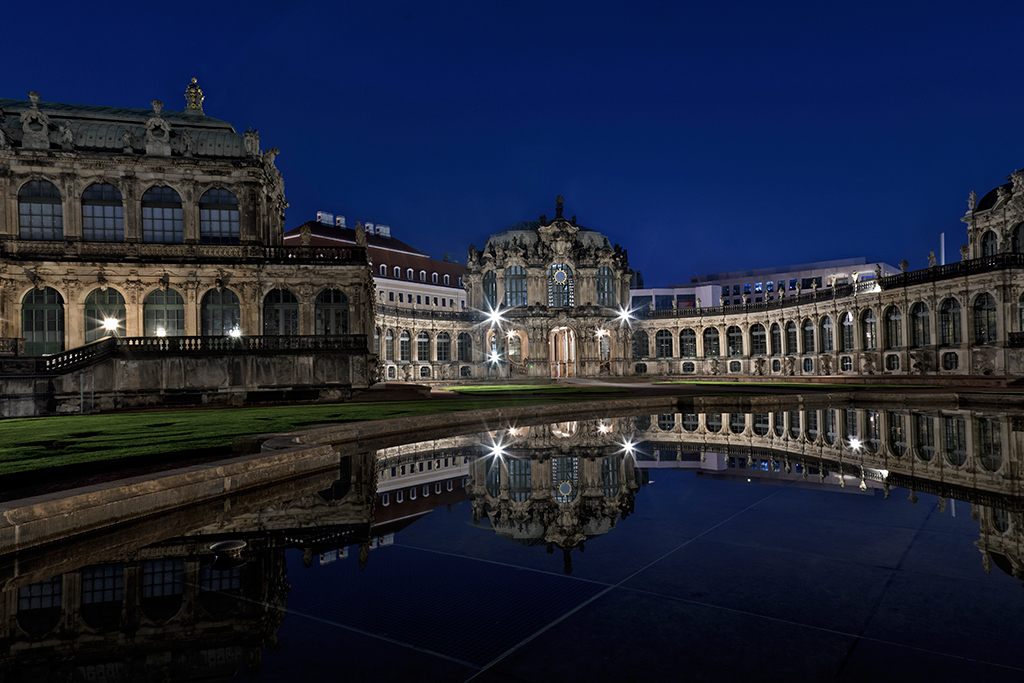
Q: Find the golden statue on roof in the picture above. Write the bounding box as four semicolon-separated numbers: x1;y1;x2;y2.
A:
184;77;204;113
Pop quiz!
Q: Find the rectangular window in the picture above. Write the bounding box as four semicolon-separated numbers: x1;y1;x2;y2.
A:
433;297;438;306
388;291;394;301
743;284;751;294
766;281;774;292
398;293;403;303
789;279;797;290
754;282;763;292
416;295;421;304
441;298;446;307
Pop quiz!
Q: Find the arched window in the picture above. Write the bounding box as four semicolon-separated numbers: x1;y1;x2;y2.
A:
840;312;854;351
596;266;615;307
705;413;722;433
865;410;880;452
436;332;451;362
80;564;124;630
144;288;185;337
750;324;767;356
658;413;676;431
399;331;411;362
199;188;240;244
888;413;906;458
379;264;387;277
884;306;902;349
861;310;877;350
505;266;527;306
600;456;620;498
729;413;746;434
632;330;650;360
510;333;523;362
393;266;401;278
770;323;781;356
407;268;414;280
374;327;380;355
981;230;998;257
789;411;801;439
142;186;183;243
753;413;769;436
385;329;395;361
680;329;697;357
943;416;966;466
703;328;720;357
432;272;438;284
1013;223;1024;253
820;316;833;352
483;271;497;309
915;414;935;461
806;411;819;441
655;329;673;358
82;183;123;241
22;287;64;355
315;289;349;335
823;410;837;445
940;299;961;345
457;333;472;361
17;575;63;635
785;322;797;355
84;288;126;342
263;289;299;336
974;293;997;345
548;264;574;308
417;332;430;361
910;303;929;347
419;270;427;282
19;180;63;240
443;274;450;285
727;326;743;357
201;289;240;336
802;319;814;354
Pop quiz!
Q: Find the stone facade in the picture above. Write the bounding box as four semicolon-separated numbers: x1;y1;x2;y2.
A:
0;83;374;410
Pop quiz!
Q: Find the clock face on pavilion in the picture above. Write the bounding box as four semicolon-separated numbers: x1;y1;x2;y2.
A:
552;267;568;285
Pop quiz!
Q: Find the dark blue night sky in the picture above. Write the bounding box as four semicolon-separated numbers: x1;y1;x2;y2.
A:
6;1;1024;286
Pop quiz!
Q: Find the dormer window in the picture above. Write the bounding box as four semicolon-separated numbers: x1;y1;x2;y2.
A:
420;270;427;282
432;273;438;284
443;274;450;285
380;264;386;276
393;266;401;278
407;268;414;280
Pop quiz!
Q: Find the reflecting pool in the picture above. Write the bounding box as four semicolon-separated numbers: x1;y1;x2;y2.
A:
3;402;1024;681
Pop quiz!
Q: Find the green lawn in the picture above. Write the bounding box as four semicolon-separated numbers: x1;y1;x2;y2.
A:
652;380;935;390
0;396;600;477
447;384;626;394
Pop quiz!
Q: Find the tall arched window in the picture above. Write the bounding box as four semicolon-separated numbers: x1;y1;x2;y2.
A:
978;418;1002;472
915;414;935;462
399;331;411;362
142;186;183;243
703;328;720;357
943;416;966;466
385;329;395;361
22;287;64;355
680;329;697;357
884;306;902;349
457;333;472;361
750;324;767;356
981;230;998;257
315;289;349;335
82;183;123;242
84;288;126;342
199;188;239;244
510;334;524;362
144;289;185;337
374;327;380;355
1013;223;1024;253
504;266;527;306
482;271;497;309
785;322;797;354
974;293;997;345
655;329;673;358
802;319;814;354
840;312;854;351
263;289;299;336
820;316;833;352
861;310;877;350
417;332;430;361
910;303;929;347
598;333;609;361
632;330;650;360
770;323;781;356
940;299;960;345
201;289;240;336
436;332;451;362
596;266;615;307
727;326;743;357
19;180;63;240
548;264;574;308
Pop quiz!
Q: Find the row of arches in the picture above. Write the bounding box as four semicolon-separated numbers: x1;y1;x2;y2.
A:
631;409;1004;472
17;180;240;244
376;328;474;365
630;295;997;360
21;286;351;355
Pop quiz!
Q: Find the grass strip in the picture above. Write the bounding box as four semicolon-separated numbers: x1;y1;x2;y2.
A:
0;395;603;477
446;385;626;394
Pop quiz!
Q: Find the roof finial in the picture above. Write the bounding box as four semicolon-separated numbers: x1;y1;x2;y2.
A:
555;195;564;219
184;77;204;113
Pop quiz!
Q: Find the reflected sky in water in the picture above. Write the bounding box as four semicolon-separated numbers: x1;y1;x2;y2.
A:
4;405;1024;682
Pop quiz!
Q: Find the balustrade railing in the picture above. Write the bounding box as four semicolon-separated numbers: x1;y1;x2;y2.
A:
1;240;367;266
376;305;482;322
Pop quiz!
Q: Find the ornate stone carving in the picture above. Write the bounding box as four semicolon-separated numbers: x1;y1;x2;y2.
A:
244;127;260;157
20;91;51;150
181;129;194;157
59;121;74;151
145;100;173;156
968;190;977;211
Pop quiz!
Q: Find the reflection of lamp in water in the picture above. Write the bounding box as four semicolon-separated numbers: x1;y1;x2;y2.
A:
210;539;247;570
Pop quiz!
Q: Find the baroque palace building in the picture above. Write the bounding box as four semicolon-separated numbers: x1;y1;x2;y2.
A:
0;82;374;414
4;83;1024;416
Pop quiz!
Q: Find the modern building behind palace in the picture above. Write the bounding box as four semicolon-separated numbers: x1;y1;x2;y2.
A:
3;83;1024;416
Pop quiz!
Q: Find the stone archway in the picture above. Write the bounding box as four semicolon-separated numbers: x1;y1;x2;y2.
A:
550;326;576;378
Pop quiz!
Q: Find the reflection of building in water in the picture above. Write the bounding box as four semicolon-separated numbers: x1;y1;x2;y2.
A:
466;419;643;574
